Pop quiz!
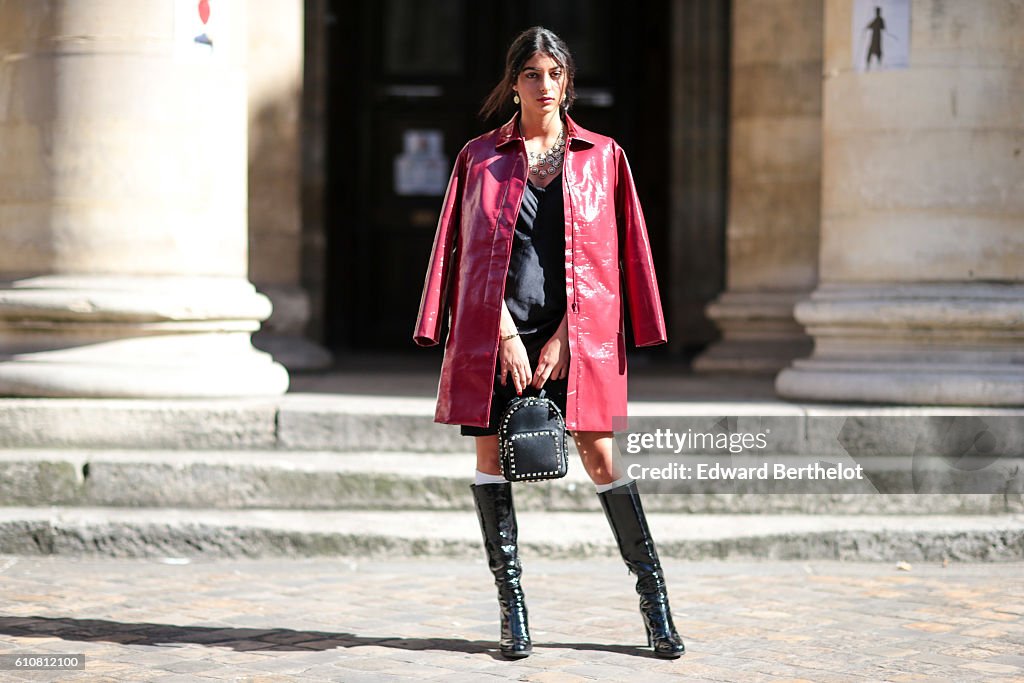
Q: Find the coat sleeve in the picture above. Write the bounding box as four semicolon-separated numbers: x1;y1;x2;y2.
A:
413;145;467;347
614;144;668;347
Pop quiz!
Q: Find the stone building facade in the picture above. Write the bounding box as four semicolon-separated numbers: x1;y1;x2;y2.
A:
1;0;1020;404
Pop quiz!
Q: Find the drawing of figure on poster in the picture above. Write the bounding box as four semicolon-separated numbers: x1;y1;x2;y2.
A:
853;0;910;72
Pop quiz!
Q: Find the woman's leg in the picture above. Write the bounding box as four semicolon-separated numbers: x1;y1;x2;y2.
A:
469;435;531;658
572;430;621;485
475;435;502;475
575;431;685;658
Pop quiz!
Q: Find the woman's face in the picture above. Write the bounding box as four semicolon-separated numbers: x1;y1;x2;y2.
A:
513;52;566;117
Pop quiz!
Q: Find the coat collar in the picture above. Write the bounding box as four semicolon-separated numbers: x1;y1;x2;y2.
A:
494;111;595;150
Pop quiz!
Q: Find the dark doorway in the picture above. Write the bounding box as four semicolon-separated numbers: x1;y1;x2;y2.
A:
323;0;674;352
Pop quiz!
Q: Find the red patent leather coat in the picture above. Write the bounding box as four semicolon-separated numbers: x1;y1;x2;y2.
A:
413;113;666;432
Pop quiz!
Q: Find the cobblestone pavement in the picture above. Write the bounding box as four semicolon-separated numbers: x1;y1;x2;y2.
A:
0;555;1021;682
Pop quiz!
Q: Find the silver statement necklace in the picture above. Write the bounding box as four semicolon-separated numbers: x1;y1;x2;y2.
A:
528;126;565;179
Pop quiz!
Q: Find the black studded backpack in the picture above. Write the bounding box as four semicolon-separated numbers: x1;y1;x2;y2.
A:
498;388;569;482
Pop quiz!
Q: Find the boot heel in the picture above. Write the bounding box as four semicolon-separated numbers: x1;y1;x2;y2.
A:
498;585;532;659
641;593;685;659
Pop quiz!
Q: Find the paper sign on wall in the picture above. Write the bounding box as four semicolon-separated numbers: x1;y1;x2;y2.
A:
175;0;227;61
394;130;448;196
853;0;910;72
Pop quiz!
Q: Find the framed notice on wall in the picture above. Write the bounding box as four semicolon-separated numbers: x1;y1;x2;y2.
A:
394;130;448;197
853;0;910;72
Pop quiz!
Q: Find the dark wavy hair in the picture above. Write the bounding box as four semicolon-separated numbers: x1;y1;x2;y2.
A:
479;26;577;121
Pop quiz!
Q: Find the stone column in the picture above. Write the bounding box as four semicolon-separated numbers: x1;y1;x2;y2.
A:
247;0;332;370
693;0;821;374
776;0;1024;404
0;1;289;397
669;0;730;353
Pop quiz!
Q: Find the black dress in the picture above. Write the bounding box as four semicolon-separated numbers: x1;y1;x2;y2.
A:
460;174;569;437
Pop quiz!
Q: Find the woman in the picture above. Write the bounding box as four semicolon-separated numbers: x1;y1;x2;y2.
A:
413;26;684;660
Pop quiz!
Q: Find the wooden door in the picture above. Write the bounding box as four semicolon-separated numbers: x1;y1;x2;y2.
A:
324;0;671;351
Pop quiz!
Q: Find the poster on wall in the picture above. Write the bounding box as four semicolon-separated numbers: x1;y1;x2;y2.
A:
852;0;910;72
394;130;448;197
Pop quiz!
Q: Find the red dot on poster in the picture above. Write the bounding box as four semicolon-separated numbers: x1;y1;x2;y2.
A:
198;0;210;25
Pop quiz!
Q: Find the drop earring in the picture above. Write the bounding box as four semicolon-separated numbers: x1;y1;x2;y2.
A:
513;93;520;105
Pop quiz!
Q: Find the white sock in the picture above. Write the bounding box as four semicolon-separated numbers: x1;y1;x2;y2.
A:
594;475;634;493
475;469;508;485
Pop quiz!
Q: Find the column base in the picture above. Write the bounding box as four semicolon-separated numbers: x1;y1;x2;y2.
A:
252;332;333;372
775;283;1024;406
252;284;334;371
0;353;289;399
0;275;289;398
693;290;813;374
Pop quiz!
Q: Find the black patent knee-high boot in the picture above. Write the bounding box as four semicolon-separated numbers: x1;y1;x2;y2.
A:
471;483;532;659
598;480;685;659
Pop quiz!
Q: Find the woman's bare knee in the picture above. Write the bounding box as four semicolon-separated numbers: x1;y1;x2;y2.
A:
474;435;501;475
572;431;618;485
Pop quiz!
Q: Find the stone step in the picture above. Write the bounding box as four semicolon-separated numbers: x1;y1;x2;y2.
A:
1;449;1020;515
3;393;1023;455
0;394;463;451
0;507;1021;562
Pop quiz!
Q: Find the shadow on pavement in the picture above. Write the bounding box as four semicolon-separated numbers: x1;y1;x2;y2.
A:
0;616;660;659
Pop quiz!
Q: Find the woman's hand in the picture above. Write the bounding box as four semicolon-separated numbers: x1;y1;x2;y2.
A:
499;335;532;396
497;300;532;395
532;315;570;389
